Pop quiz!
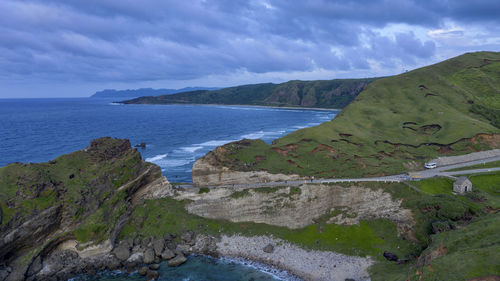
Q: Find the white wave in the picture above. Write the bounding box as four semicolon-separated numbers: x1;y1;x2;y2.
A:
108;102;123;106
241;131;265;139
180;146;203;153
293;125;307;129
156;158;193;167
146;153;168;162
197;139;237;146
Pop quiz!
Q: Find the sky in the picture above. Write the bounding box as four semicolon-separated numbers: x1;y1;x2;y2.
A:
1;0;499;98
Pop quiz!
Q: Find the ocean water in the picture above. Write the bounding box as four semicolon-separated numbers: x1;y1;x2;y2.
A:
0;98;336;280
0;98;337;183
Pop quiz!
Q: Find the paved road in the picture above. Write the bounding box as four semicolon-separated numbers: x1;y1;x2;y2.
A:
176;155;500;189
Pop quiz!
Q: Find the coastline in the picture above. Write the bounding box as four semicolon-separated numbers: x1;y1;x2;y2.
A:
117;102;341;112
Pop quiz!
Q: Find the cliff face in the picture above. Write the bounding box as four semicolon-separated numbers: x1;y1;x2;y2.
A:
0;137;172;281
181;183;414;233
191;140;305;186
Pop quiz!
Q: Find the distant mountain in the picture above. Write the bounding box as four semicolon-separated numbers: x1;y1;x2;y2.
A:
120;78;377;109
91;87;220;98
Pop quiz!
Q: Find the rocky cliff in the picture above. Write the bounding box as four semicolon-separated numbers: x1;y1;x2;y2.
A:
179;183;414;234
0;137;172;281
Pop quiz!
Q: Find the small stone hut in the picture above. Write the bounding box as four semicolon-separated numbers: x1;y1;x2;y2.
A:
453;176;472;194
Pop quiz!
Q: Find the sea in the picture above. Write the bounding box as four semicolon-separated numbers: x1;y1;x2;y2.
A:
0;97;338;280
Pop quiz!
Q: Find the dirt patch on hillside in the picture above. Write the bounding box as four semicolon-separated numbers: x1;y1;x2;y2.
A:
272;144;297;157
310;144;336;154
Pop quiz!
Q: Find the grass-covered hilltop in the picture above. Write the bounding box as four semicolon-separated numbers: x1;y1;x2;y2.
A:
195;51;500;178
121;78;376;109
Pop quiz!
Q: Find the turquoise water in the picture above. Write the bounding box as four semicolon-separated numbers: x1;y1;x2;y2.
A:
72;256;300;281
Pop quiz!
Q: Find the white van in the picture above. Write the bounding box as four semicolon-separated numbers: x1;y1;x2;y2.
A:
425;162;437;169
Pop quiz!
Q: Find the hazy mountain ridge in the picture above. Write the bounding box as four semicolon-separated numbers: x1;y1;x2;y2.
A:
91;87;220;98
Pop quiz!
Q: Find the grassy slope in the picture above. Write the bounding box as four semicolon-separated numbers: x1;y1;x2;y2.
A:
121;170;500;280
122;78;376;109
217;52;500;178
0;138;158;244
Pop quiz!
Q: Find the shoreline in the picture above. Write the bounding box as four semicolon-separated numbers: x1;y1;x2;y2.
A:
117;102;341;112
215;235;373;281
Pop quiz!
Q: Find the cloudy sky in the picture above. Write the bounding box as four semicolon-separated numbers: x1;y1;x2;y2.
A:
1;0;499;98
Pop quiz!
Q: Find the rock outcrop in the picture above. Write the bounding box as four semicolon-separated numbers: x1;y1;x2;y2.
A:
0;137;172;281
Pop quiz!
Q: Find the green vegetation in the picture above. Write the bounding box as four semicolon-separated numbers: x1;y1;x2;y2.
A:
444;160;500;171
203;52;500;179
120;196;416;258
413;177;454;194
122;78;376;109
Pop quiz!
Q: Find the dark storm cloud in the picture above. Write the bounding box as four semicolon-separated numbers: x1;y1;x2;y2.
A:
0;0;498;87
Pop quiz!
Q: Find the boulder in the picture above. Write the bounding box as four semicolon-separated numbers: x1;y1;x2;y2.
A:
263;244;274;253
149;264;160;270
144;248;156;264
161;248;175;260
167;253;187;267
112;244;131;261
181;231;195;245
383;251;398;262
192;234;217;255
126;252;144;265
176;244;191;255
152;239;165;256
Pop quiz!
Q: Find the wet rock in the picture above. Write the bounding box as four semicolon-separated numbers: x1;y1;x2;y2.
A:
144;248;155;264
152;239;165;256
161;248;175;260
149;264;160;270
134;237;141;246
181;231;195;246
167;253;187;267
146;269;159;281
383;251;398;262
263;244;274;253
138;266;148;276
135;142;147;149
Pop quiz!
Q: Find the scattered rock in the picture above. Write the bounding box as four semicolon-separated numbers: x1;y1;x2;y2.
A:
146;269;159;281
149;264;160;270
138;266;148;276
152;239;165;256
383;251;398;262
168;253;187;267
161;248;176;260
163;234;174;241
135;142;147;148
144;248;156;264
263;244;274;253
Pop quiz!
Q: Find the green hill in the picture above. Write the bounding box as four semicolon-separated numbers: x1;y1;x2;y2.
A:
206;51;500;178
121;78;376;109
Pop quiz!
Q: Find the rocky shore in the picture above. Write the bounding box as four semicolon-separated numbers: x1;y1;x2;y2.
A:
217;235;373;281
